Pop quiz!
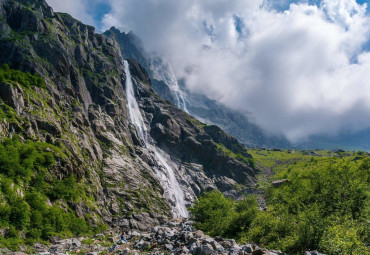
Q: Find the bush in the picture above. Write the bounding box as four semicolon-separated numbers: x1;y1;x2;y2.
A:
190;158;370;254
0;64;46;89
5;226;19;238
0;137;98;249
320;221;369;255
9;199;30;230
190;190;235;237
49;175;78;201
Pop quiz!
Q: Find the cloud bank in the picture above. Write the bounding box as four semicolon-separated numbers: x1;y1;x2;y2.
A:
48;0;370;142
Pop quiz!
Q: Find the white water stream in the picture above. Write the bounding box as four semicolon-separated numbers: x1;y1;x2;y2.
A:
124;60;188;218
150;57;188;113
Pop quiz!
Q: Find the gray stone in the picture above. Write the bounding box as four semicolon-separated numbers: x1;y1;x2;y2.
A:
304;251;326;255
228;246;241;255
252;248;265;255
164;244;174;251
271;179;289;188
198;244;215;255
242;244;253;253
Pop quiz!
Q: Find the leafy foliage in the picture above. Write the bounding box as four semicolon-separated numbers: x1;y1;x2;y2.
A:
190;153;370;255
0;137;102;249
0;64;46;89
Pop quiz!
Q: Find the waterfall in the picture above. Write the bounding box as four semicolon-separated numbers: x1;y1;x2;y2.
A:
150;57;188;113
123;60;188;218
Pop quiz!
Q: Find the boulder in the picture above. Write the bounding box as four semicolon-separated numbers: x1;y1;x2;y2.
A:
0;82;25;114
304;251;326;255
197;244;215;255
271;179;289;188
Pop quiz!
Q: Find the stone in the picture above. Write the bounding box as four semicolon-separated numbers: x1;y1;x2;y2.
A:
304;251;326;255
189;242;200;254
220;241;231;248
164;244;174;251
252;248;265;255
152;226;160;233
167;221;180;228
270;250;286;255
188;236;198;244
194;230;205;238
0;82;25;114
210;240;225;252
198;244;215;255
228;246;241;255
271;179;289;188
242;245;253;253
202;237;215;244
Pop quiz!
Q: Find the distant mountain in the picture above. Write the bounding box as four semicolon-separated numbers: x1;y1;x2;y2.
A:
297;129;370;151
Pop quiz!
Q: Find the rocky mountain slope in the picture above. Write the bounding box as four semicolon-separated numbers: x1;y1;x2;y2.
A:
0;0;256;237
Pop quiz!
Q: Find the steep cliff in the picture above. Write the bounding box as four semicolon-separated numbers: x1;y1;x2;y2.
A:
0;0;256;239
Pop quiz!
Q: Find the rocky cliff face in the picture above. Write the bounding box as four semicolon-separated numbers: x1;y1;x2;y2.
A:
0;0;256;231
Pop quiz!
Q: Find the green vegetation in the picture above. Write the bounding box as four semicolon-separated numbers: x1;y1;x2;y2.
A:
0;136;104;250
187;117;207;128
0;64;46;89
190;150;370;255
216;143;255;167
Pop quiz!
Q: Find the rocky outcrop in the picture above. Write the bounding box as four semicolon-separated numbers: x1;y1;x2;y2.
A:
0;0;256;232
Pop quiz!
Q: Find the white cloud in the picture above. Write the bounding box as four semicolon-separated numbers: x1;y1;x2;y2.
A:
57;0;370;141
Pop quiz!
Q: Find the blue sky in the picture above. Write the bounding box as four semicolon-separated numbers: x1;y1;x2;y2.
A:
92;2;111;27
271;0;369;12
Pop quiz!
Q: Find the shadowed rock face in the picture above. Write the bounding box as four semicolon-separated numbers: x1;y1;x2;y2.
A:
0;0;256;230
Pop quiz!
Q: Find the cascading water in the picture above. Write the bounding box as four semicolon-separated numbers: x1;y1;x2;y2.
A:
150;57;188;113
124;60;188;218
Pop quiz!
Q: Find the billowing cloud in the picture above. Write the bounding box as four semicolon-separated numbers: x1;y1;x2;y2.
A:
52;0;370;141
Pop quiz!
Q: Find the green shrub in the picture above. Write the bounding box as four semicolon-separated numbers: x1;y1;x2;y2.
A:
0;137;99;249
5;226;19;238
320;220;369;255
9;199;31;230
190;190;235;237
190;158;370;254
49;175;78;201
0;64;46;89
